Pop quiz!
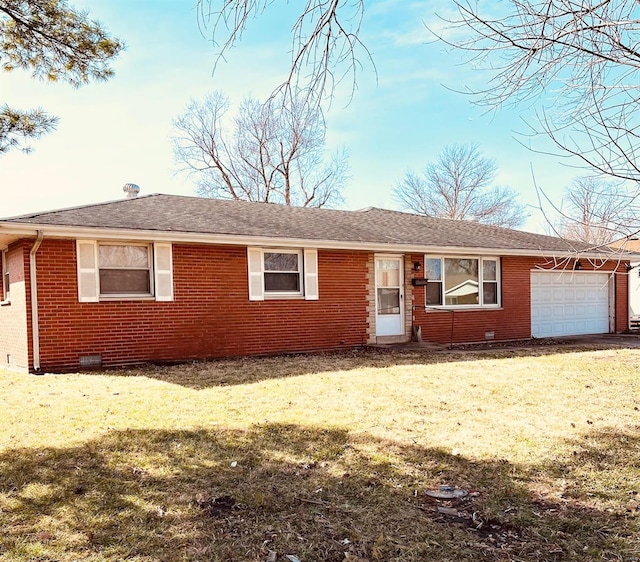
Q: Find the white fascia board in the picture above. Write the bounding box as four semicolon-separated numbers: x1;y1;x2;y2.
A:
0;222;628;260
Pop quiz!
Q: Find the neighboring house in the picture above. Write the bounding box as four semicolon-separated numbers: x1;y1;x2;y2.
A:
610;237;640;328
0;194;630;373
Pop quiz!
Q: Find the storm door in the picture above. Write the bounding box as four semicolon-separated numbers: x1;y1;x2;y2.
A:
375;256;404;336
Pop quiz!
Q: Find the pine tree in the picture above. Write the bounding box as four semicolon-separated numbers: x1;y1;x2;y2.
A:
0;0;123;153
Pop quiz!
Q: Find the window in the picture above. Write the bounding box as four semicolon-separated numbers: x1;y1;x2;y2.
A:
263;250;302;294
482;259;498;305
247;247;318;301
424;256;500;307
76;240;173;303
424;257;443;306
1;249;9;303
98;244;151;296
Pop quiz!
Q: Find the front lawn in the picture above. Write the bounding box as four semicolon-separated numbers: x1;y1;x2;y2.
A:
1;346;639;561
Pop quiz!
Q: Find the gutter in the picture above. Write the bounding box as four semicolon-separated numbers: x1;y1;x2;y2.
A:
29;231;44;372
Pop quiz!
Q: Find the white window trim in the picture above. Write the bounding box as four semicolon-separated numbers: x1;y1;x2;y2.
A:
1;249;9;305
247;247;319;301
76;240;173;302
424;255;501;309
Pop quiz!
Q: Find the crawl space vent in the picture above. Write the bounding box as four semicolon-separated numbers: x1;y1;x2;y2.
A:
79;354;102;367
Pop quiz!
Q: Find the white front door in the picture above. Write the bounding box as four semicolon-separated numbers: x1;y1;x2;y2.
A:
375;256;404;336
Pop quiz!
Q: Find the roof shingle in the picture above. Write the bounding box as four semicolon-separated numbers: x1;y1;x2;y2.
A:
0;193;610;254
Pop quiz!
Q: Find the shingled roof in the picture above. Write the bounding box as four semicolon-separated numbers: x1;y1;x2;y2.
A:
0;193;608;255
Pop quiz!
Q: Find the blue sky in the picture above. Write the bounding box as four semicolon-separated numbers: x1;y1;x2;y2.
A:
2;0;583;231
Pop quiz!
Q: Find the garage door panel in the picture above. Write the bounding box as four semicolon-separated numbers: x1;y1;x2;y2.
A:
537;288;551;300
531;272;610;338
586;275;606;286
542;306;557;318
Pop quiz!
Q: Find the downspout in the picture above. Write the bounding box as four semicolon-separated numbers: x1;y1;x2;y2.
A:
30;231;44;372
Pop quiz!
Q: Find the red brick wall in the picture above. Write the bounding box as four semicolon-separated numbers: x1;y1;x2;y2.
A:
7;240;631;372
410;255;629;345
33;240;370;372
0;241;31;371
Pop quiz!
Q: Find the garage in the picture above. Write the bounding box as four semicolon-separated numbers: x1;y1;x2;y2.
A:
530;271;611;338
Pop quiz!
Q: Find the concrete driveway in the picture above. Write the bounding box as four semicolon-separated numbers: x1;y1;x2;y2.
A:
549;333;640;348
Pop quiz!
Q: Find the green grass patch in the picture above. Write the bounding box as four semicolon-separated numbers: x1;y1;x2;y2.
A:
1;346;639;561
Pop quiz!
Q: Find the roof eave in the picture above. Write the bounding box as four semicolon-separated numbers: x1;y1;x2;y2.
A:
0;222;625;260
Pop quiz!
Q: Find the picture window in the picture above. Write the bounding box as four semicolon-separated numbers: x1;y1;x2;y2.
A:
424;256;500;308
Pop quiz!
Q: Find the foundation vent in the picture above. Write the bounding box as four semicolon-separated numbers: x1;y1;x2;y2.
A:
79;354;102;368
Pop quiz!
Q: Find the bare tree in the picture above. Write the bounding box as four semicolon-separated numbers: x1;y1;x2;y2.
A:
555;177;636;245
0;0;123;153
196;2;639;233
393;144;527;228
196;0;371;103
197;2;640;191
442;0;640;188
173;90;348;207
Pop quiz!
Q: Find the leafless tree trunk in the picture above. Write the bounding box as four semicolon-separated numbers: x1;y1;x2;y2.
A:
393;144;528;229
172;90;348;207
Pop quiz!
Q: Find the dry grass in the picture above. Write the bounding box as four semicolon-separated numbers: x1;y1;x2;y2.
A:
1;344;639;561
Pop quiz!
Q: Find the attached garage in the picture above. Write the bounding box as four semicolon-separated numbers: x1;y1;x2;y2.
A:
531;271;611;338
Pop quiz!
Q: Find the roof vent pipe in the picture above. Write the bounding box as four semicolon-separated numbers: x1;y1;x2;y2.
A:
123;183;140;199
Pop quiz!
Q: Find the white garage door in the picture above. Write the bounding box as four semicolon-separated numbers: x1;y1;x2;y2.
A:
531;272;610;338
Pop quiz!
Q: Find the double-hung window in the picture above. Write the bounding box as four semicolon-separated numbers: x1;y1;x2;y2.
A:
98;244;152;296
247;247;318;301
1;249;9;303
424;256;500;307
263;250;303;295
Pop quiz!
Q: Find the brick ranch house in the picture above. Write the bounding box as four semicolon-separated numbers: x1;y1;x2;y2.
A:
0;194;631;373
